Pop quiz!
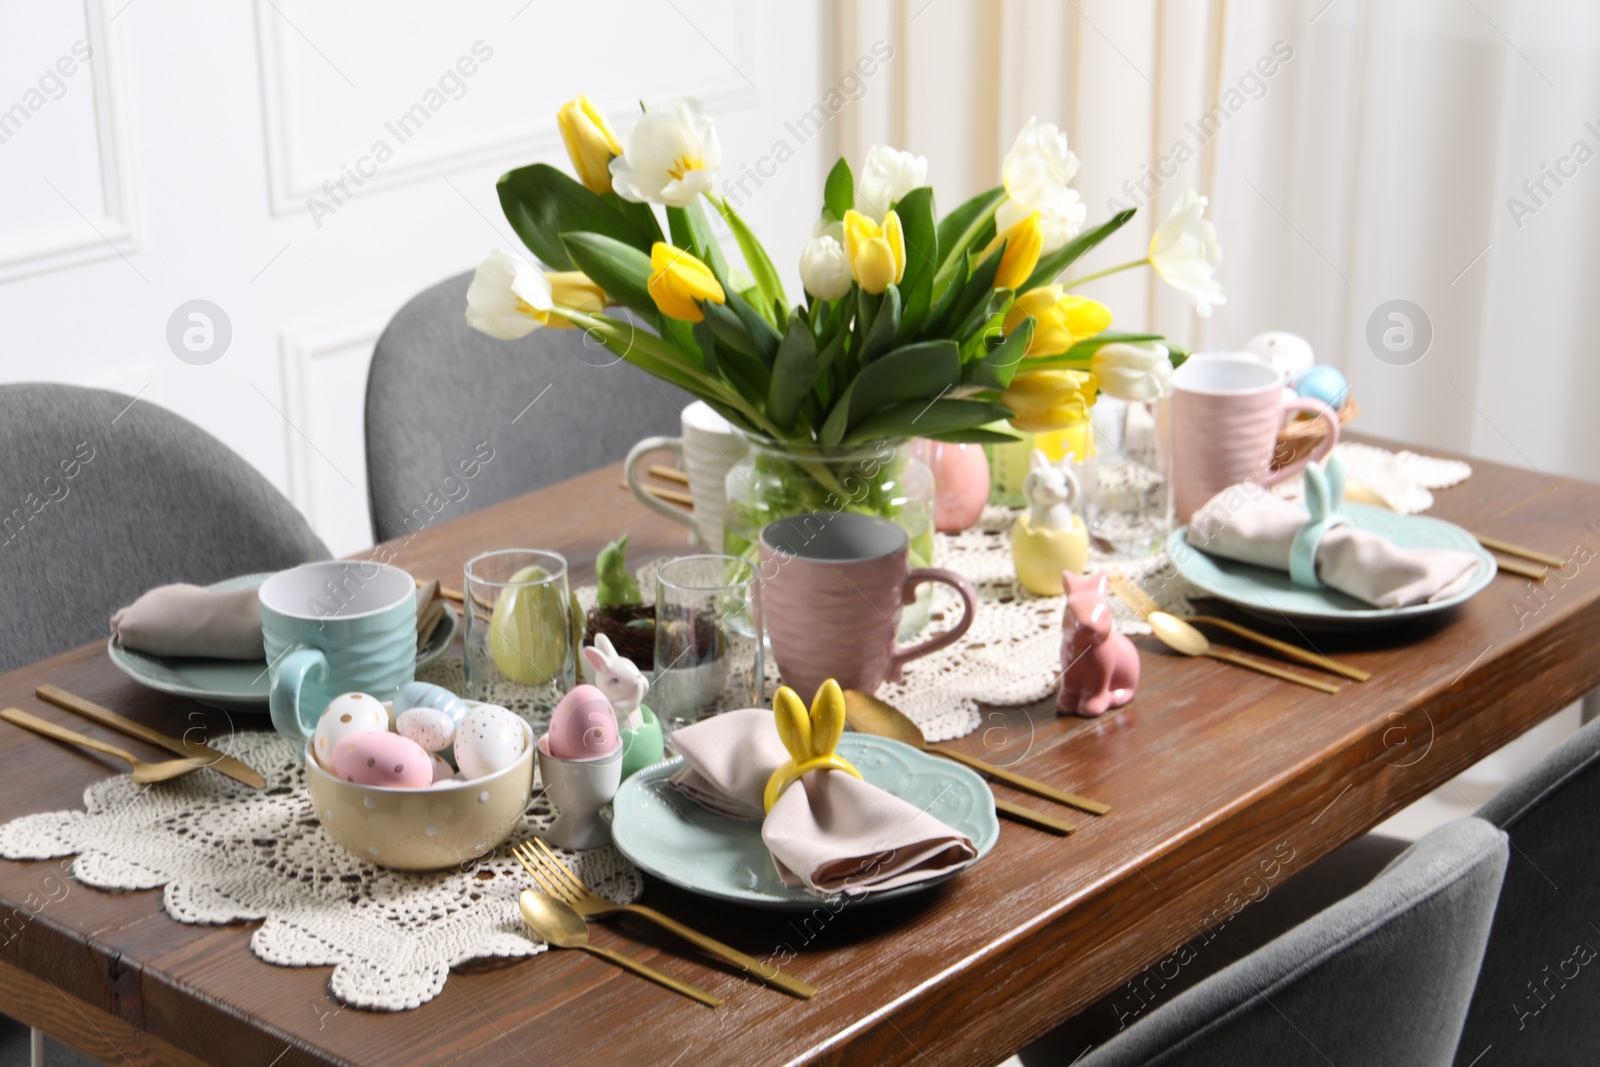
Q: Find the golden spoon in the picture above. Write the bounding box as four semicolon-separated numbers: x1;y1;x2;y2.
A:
518;890;723;1008
1;708;213;783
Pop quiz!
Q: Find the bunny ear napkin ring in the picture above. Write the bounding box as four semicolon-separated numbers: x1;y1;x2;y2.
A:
762;678;863;813
1289;454;1350;588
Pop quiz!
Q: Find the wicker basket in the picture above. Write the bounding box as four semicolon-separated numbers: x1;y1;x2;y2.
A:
1271;398;1358;472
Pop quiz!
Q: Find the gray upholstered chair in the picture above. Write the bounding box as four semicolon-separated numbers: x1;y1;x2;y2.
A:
0;384;327;673
1025;817;1508;1067
1454;716;1600;1063
364;272;690;543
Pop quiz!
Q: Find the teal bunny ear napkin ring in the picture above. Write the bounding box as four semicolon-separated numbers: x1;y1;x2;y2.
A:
1289;455;1349;588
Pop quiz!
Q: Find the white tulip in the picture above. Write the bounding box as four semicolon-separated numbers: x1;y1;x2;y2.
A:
609;98;722;207
997;184;1086;255
857;145;928;220
1149;190;1226;318
1091;342;1173;403
799;234;853;300
997;118;1085;254
464;249;552;339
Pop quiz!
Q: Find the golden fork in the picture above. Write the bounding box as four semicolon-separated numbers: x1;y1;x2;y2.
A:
512;839;818;999
1108;573;1370;682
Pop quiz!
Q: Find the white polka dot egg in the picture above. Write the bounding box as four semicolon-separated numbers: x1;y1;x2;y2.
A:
311;692;389;771
452;703;527;780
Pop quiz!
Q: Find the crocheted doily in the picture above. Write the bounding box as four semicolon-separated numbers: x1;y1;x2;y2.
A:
0;659;641;1012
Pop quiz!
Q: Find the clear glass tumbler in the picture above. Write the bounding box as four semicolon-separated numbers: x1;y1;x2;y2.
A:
463;549;574;732
1086;397;1175;559
651;554;764;732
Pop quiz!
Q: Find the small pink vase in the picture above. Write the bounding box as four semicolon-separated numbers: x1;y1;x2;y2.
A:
918;440;991;533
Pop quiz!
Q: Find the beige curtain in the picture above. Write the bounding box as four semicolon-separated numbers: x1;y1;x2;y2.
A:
833;0;1598;481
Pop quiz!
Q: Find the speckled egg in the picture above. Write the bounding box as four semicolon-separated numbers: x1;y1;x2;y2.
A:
453;704;528;780
1246;331;1315;381
428;752;455;784
329;730;432;788
311;692;389;771
548;685;621;760
1294;365;1350;410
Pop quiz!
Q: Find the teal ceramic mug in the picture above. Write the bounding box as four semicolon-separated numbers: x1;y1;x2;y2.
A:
261;561;417;742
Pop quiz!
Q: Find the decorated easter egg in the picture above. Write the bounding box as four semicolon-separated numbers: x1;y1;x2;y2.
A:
428;753;455;784
330;731;432;788
1246;332;1315;381
488;565;569;686
1294;365;1349;410
311;692;388;771
397;706;456;752
453;704;528;779
548;685;621;760
393;681;469;720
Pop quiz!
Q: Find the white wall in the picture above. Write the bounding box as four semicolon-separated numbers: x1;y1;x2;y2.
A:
4;0;1596;560
0;0;834;555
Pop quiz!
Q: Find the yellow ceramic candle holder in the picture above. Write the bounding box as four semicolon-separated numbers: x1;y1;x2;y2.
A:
762;679;862;813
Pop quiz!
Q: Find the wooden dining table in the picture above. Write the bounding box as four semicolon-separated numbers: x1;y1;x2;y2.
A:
1;440;1596;1066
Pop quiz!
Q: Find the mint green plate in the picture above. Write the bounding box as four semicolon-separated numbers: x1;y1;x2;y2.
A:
1168;504;1497;631
107;573;457;713
609;733;999;910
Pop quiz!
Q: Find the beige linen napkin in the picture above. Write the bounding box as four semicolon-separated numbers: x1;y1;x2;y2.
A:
670;708;979;896
1187;487;1481;609
110;583;264;659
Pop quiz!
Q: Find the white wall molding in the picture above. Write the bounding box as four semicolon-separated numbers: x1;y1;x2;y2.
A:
0;0;138;283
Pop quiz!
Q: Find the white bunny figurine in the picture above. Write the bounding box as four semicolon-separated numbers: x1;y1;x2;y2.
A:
1022;449;1082;531
581;633;648;732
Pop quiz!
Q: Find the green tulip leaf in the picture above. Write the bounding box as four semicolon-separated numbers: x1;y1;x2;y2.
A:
498;164;657;270
768;316;818;433
893;187;938;342
858;284;902;364
818;339;961;447
824;157;854;221
1021;208;1137;292
842;398;1015;445
559;232;659;327
712;197;789;319
961;317;1032;391
1025;330;1167;370
931;187;1005;297
666;202;730;279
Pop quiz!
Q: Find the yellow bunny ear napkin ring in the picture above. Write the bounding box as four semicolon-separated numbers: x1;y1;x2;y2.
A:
762;679;863;813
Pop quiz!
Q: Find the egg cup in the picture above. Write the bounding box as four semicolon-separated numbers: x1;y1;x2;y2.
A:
536;737;623;851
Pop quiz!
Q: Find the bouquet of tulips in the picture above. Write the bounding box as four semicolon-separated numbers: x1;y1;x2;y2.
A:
465;95;1223;451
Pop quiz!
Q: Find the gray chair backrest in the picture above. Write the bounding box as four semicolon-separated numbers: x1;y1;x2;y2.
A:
1075;818;1508;1067
1455;716;1600;1064
364;271;690;543
0;384;327;673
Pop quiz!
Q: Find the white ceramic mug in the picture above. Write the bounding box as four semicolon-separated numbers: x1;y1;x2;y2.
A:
1170;355;1340;522
624;401;747;550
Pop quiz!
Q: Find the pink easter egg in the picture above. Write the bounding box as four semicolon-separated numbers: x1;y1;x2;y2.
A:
548;684;621;760
922;440;991;533
330;731;433;789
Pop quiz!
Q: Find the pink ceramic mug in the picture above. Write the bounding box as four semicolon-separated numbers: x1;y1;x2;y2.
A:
1171;355;1341;522
758;512;977;698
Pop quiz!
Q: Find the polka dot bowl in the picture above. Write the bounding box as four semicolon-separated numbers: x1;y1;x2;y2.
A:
304;701;534;871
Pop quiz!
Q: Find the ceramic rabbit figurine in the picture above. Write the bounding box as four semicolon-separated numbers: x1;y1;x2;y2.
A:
1011;450;1090;595
1057;570;1139;717
580;633;663;779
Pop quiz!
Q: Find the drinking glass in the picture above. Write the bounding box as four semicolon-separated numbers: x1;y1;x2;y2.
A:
1086;397;1175;559
651;555;763;731
463;549;574;732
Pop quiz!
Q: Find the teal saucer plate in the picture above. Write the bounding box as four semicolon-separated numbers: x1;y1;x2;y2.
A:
1168;504;1497;631
107;573;457;712
609;733;1000;910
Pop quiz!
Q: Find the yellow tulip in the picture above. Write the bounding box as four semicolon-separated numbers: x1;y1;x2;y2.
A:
981;211;1044;290
842;209;906;294
545;270;607;329
557;95;623;194
1002;369;1099;433
1003;286;1112;357
647;243;726;323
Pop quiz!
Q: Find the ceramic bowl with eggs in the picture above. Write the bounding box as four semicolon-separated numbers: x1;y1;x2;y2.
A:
303;686;535;871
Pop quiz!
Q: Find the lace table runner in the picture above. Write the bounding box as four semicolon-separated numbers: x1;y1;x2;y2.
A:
0;658;641;1012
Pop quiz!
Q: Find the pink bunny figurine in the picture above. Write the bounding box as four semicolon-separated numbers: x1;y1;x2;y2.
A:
1057;570;1140;717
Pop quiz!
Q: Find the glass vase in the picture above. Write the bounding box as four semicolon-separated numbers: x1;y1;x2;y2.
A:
722;436;935;635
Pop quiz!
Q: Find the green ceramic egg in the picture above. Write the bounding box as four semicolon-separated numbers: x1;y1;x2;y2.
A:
488;565;569;685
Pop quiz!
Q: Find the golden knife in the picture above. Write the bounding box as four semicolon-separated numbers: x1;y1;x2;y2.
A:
35;685;265;790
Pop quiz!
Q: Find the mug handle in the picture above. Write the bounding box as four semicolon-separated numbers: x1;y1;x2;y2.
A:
887;568;978;682
1262;398;1341;488
270;647;327;743
624;436;693;530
